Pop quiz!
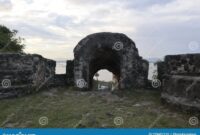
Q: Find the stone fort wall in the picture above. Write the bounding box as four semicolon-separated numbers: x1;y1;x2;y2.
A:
1;52;199;113
0;53;56;99
158;53;200;112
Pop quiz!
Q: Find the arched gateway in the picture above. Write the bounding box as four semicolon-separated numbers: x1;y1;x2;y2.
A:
73;32;149;90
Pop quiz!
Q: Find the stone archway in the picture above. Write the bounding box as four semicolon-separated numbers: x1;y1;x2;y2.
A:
73;32;149;90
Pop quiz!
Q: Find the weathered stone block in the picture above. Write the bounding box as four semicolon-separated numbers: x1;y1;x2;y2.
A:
0;53;56;99
165;54;200;76
157;61;166;81
161;75;200;112
158;53;200;112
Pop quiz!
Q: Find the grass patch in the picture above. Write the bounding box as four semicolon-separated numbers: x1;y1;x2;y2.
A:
0;87;198;128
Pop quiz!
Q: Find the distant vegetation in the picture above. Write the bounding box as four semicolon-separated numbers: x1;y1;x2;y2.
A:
0;25;25;53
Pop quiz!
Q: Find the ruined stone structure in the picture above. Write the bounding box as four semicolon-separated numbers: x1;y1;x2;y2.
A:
0;32;149;99
0;32;199;113
0;53;56;99
158;54;200;112
73;32;149;90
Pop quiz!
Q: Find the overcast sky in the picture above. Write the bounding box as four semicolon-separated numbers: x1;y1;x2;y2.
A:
0;0;200;61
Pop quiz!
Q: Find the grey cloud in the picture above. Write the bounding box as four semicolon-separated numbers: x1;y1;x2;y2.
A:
69;0;173;7
49;13;76;28
68;0;113;5
132;17;200;58
25;0;34;4
1;0;199;60
4;22;67;41
0;0;12;11
123;0;174;9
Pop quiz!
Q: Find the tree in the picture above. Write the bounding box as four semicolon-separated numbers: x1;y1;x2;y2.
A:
0;25;25;53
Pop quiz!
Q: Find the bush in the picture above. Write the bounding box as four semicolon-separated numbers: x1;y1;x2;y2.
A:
0;25;25;53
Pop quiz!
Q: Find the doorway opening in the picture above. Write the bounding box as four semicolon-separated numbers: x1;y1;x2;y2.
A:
92;69;117;91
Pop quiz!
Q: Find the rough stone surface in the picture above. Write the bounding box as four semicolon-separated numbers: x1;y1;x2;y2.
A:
158;53;200;112
165;54;200;76
73;32;149;90
53;74;66;86
0;53;56;99
157;61;166;82
66;60;74;85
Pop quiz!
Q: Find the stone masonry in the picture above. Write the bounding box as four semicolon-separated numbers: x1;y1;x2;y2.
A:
158;53;200;112
73;32;149;90
0;53;56;99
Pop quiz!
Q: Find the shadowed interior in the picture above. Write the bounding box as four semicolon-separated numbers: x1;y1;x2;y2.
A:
89;48;121;88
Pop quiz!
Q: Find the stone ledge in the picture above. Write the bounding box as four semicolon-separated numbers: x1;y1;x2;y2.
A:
162;75;200;99
161;93;200;112
164;53;200;76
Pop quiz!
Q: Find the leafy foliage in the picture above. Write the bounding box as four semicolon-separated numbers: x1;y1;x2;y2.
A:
0;25;25;53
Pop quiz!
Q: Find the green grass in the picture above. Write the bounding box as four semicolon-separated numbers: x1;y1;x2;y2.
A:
0;87;199;128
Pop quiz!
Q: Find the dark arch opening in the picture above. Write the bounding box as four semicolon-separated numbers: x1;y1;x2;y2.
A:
89;48;121;89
